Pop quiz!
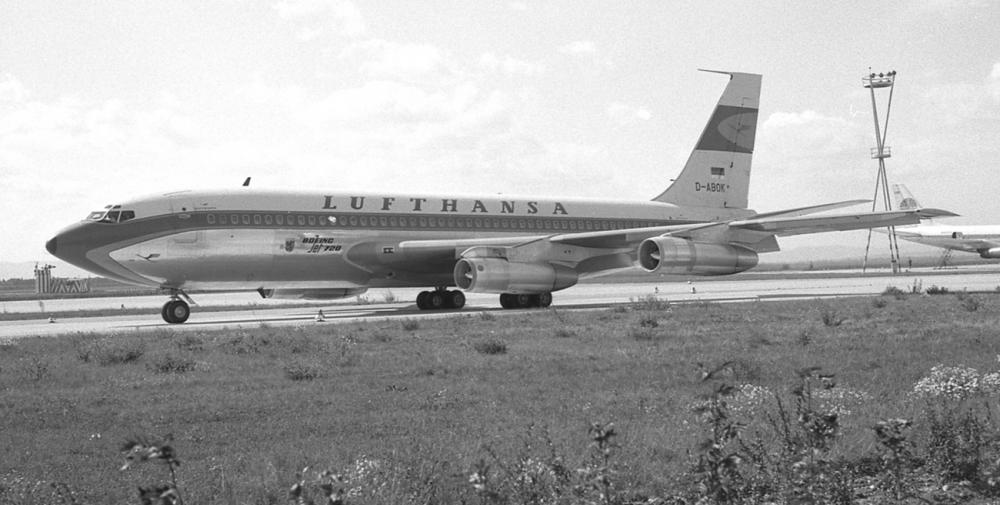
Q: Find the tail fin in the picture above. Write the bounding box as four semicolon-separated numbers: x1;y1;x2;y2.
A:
653;70;761;209
891;183;920;210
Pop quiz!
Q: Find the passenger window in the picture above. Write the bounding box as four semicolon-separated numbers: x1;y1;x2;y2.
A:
349;216;358;226
389;216;397;227
219;214;227;224
297;215;305;226
254;215;262;225
276;215;284;225
242;215;250;225
380;216;388;227
207;214;216;225
264;215;273;225
419;217;427;227
308;215;316;226
231;214;239;225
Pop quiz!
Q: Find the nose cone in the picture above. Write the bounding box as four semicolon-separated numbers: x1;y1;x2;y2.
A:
46;236;57;256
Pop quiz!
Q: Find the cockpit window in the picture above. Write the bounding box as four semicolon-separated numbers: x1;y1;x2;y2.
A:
86;205;136;223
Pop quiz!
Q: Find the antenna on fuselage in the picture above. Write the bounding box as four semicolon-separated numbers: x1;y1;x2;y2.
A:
242;177;251;187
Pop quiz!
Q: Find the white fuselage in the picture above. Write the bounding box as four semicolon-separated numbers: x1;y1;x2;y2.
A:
50;188;754;292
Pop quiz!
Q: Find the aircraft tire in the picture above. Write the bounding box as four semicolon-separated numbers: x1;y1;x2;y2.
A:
447;290;466;309
515;294;533;308
163;300;190;324
537;292;553;308
427;291;446;310
416;291;430;310
499;293;514;309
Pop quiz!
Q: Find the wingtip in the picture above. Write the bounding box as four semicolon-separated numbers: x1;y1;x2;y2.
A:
916;208;960;218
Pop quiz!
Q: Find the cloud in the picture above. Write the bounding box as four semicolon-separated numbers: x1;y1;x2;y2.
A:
0;88;203;168
607;102;652;126
558;40;597;56
273;0;366;40
478;53;545;77
0;75;27;103
990;62;1000;101
340;39;455;83
760;110;867;159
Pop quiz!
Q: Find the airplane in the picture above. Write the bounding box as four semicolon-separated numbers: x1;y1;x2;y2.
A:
891;183;1000;260
45;70;954;324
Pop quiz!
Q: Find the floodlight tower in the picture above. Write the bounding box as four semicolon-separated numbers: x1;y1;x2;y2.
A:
861;70;901;273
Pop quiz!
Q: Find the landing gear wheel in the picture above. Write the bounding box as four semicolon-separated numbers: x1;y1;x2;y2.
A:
515;294;533;308
416;291;430;310
499;293;515;309
162;300;190;324
537;292;552;308
427;291;446;310
447;290;466;309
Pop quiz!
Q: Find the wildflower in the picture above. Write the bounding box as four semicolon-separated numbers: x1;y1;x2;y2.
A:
912;364;983;400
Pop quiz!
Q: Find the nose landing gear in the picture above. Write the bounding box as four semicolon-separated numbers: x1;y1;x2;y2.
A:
161;290;194;324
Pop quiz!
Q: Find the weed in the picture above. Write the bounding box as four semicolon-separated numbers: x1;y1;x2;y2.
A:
148;354;196;374
820;307;844;327
174;335;204;353
382;289;397;303
882;285;907;300
629;328;656;341
627;295;669;312
401;318;420;331
872;418;913;501
78;337;145;365
554;328;576;338
474;339;507;355
284;362;322;381
960;295;981;312
797;329;812;346
637;315;659;328
120;435;184;505
871;296;888;308
925;285;949;295
479;311;496;321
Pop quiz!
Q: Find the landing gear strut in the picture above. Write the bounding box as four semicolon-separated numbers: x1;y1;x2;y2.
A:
499;292;552;309
416;288;466;310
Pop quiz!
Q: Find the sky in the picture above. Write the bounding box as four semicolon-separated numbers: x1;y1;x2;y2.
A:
2;0;999;271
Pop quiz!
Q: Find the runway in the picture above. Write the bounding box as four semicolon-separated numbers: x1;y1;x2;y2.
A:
3;268;999;339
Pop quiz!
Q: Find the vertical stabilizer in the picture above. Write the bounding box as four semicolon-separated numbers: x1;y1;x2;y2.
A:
891;183;920;210
653;70;761;209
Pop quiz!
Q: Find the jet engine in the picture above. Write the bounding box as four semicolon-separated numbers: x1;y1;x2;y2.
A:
453;258;578;293
638;236;758;275
257;287;369;300
979;248;1000;259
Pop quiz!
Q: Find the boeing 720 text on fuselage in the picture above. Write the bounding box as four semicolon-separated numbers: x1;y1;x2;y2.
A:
46;71;953;323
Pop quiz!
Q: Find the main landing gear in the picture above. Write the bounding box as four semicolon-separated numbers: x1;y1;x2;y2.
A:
161;291;193;324
416;288;466;310
499;292;552;309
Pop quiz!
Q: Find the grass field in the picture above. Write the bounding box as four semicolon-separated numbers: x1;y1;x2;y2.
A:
4;292;1000;504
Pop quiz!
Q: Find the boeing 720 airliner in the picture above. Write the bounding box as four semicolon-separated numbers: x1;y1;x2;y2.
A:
46;71;953;323
891;183;1000;260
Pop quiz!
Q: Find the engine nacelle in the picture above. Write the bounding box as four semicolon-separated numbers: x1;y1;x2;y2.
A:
638;237;758;275
258;287;369;300
453;258;578;294
979;248;1000;259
